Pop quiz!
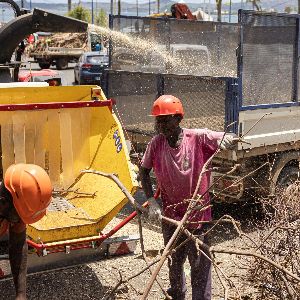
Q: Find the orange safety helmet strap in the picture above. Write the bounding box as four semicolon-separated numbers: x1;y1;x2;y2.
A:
4;164;52;224
151;95;184;117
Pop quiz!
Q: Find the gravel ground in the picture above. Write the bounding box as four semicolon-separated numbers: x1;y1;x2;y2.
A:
0;193;263;300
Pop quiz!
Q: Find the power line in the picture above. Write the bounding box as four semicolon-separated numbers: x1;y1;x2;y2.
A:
271;0;296;9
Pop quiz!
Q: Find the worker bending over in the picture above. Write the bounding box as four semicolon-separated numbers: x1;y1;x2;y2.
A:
0;164;52;300
140;95;235;300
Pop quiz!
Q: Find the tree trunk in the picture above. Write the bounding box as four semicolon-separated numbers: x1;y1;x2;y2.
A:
157;0;160;13
298;0;300;14
216;0;222;22
68;0;71;12
118;0;121;15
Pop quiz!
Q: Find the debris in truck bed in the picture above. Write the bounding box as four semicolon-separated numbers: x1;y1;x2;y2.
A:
26;32;88;55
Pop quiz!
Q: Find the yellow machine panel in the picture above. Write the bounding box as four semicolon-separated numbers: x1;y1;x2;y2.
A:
0;86;138;243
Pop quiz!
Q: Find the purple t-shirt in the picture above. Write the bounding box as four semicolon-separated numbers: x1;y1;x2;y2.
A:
142;128;224;229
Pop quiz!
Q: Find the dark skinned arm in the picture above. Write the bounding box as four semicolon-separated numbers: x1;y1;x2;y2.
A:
9;224;27;300
139;166;154;199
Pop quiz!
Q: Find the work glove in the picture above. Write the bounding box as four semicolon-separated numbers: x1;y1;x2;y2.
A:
147;197;162;223
218;133;238;150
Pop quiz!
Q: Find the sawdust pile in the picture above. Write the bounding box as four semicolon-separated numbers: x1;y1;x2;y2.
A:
26;32;88;54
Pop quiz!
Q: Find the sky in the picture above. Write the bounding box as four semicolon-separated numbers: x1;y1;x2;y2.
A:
21;0;299;8
28;0;246;3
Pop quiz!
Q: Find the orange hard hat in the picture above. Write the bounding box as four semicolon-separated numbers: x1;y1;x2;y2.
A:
151;95;184;117
4;164;52;224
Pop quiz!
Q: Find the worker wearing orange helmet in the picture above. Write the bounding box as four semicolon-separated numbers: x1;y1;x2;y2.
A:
140;95;236;300
0;164;52;300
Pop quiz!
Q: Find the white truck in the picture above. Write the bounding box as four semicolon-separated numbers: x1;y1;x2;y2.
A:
104;10;300;201
0;7;88;80
29;31;102;70
111;43;212;76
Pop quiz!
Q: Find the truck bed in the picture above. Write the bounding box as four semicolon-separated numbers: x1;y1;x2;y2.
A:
30;46;84;58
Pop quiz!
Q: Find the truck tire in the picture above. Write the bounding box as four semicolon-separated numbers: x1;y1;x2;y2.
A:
276;166;300;190
39;62;51;69
56;58;68;70
78;77;85;85
74;71;78;84
0;68;12;83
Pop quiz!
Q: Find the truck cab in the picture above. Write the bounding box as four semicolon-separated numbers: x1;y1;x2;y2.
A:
168;44;212;76
111;43;211;76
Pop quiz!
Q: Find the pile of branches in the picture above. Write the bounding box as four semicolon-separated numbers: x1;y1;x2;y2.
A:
248;182;300;299
26;32;88;55
85;127;300;299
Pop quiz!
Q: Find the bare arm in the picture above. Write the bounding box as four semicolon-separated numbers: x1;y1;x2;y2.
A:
9;224;27;300
139;166;154;199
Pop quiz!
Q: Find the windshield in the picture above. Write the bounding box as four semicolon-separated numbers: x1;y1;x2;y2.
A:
86;55;109;64
90;33;100;44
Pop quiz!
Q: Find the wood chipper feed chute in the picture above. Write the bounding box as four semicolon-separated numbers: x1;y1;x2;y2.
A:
0;86;138;244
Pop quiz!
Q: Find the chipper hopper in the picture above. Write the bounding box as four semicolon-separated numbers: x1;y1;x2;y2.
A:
0;84;139;266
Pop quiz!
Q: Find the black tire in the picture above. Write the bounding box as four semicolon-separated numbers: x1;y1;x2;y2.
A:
56;58;68;70
74;71;78;84
78;77;86;85
39;62;51;69
0;68;12;82
276;166;300;190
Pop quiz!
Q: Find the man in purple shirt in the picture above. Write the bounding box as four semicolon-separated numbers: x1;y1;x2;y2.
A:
140;95;235;300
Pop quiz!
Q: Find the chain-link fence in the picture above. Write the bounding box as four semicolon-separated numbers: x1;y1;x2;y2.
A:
103;70;158;134
240;11;298;106
109;16;239;78
163;75;227;131
102;70;237;140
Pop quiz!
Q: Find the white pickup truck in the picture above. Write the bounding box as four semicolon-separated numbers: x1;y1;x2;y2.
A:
30;31;102;70
211;10;300;201
104;10;300;202
111;43;212;76
213;106;300;201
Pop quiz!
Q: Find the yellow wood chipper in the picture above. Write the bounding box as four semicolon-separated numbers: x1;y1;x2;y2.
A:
0;84;140;275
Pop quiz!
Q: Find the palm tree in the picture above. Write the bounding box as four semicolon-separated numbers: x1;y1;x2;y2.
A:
216;0;222;22
68;0;72;12
246;0;261;11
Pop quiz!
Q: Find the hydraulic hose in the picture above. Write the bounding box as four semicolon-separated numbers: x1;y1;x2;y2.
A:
0;0;21;17
0;8;88;64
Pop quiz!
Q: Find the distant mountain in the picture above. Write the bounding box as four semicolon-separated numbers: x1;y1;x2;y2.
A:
2;0;298;24
13;0;178;15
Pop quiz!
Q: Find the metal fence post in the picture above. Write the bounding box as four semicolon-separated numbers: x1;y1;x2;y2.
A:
108;14;114;69
156;74;164;98
292;17;299;102
225;77;239;134
237;9;243;109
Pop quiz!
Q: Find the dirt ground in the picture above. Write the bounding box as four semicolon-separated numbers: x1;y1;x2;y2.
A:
0;192;265;300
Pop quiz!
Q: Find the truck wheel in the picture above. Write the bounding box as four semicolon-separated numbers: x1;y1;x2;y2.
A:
39;62;51;69
0;68;12;83
56;58;68;70
78;77;85;85
74;71;78;84
276;166;300;192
